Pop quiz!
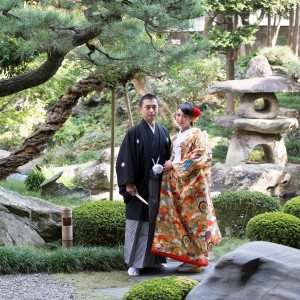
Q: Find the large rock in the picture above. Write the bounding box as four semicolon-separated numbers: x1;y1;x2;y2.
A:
186;241;300;300
0;186;62;245
74;148;120;194
41;171;91;202
211;162;300;199
244;55;272;78
0;206;45;247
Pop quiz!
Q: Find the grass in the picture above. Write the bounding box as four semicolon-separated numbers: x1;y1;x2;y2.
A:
277;92;300;110
211;237;250;261
0;180;84;207
52;271;133;299
0;245;126;275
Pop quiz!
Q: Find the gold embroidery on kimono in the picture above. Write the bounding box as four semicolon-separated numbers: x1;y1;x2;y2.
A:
151;128;222;266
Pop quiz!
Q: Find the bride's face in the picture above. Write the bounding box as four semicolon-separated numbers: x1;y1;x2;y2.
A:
175;109;192;132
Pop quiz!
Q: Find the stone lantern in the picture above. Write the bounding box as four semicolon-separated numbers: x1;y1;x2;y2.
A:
206;59;299;167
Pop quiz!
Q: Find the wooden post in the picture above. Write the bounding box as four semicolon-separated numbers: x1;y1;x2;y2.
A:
61;208;73;249
109;88;116;201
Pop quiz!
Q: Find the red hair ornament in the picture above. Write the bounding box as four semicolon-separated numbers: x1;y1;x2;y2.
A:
192;108;201;122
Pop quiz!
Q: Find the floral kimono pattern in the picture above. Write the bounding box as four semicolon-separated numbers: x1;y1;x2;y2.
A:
151;128;221;266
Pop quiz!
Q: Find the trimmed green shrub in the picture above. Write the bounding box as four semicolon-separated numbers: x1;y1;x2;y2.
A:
123;276;198;300
24;171;46;191
283;196;300;219
246;212;300;249
73;201;126;247
212;190;280;236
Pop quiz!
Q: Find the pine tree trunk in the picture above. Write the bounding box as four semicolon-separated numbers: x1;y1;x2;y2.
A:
225;17;235;115
123;85;134;128
293;3;300;55
288;8;295;47
109;88;116;201
0;77;103;180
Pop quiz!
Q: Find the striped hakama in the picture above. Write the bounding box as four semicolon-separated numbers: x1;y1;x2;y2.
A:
124;170;166;268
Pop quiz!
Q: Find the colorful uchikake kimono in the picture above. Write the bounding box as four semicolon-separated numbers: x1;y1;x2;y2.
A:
151;127;222;267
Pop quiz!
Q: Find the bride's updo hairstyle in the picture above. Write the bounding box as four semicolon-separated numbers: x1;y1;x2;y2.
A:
179;101;194;124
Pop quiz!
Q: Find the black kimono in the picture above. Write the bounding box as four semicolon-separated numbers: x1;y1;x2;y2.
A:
116;118;171;268
116;118;171;221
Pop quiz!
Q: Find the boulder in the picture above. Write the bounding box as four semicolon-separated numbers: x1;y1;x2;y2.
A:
74;161;116;194
186;241;300;300
244;55;272;78
74;148;120;194
0;186;62;244
40;171;91;202
211;162;300;199
0;206;45;247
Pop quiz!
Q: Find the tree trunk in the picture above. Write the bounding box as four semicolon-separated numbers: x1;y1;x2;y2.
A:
288;8;295;47
203;13;214;38
123;85;134;128
0;26;102;98
267;13;272;47
293;3;300;55
109;88;116;201
234;13;240;60
0;77;103;179
0;52;65;98
271;15;283;47
132;74;149;96
225;17;235;115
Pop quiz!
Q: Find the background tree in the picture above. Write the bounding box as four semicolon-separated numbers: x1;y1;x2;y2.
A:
0;0;208;179
0;0;203;97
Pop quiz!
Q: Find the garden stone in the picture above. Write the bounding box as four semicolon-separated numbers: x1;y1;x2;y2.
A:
0;186;61;243
0;149;10;159
211;162;300;199
0;208;45;247
74;147;120;194
99;147;120;163
40;171;91;202
6;173;27;182
186;241;300;300
244;55;272;78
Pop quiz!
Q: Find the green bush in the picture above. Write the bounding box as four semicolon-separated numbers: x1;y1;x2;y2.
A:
24;171;46;191
283;196;300;219
123;276;198;300
73;201;126;247
286;141;300;158
212;144;228;164
246;212;300;249
212;190;280;236
258;46;298;66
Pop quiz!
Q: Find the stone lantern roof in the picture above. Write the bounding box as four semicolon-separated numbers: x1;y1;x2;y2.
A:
205;76;300;94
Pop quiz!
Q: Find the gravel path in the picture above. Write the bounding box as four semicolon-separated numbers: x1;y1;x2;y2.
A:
0;273;83;300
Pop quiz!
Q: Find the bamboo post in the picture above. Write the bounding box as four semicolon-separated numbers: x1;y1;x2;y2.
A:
109;88;116;201
61;207;73;249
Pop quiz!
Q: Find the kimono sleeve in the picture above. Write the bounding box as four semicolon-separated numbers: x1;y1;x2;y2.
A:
116;129;137;201
173;130;212;182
